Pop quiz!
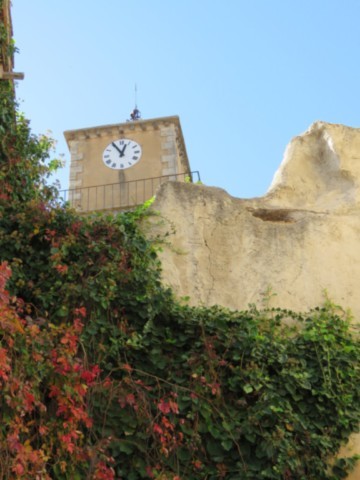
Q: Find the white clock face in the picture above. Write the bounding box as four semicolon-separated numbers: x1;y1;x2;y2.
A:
102;138;142;170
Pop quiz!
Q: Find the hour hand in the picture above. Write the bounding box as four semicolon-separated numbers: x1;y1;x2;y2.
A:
111;142;123;156
119;144;127;156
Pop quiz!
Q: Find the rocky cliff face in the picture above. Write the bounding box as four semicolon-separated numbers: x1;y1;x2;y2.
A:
151;121;360;477
152;121;360;317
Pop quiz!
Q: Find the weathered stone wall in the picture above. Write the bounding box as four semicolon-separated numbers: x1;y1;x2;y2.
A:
151;121;360;479
153;121;360;316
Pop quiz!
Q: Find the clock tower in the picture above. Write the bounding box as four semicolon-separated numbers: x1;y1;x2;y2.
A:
64;115;192;212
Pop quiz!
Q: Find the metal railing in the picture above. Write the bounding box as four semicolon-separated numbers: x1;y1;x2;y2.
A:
59;171;200;213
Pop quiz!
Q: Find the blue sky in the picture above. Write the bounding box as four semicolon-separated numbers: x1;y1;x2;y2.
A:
11;0;360;198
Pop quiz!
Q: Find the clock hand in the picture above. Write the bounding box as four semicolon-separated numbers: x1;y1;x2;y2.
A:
119;144;127;156
111;142;124;156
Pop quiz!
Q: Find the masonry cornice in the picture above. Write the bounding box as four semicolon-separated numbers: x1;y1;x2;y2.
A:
64;116;180;142
64;115;190;173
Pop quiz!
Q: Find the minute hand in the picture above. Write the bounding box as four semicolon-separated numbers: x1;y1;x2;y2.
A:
111;142;125;157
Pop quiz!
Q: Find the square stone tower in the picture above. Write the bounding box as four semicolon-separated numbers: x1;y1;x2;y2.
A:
64;116;191;212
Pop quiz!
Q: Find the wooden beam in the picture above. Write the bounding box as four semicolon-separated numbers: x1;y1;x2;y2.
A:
0;71;24;80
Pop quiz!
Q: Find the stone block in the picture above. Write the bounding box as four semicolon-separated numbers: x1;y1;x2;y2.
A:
161;154;176;165
162;167;177;176
160;126;175;137
69;179;83;188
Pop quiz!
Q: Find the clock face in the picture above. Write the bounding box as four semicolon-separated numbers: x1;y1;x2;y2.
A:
102;138;142;170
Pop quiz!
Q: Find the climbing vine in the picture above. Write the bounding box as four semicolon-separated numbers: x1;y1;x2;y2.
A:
0;9;360;479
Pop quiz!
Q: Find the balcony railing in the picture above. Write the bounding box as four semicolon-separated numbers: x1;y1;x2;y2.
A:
59;171;201;213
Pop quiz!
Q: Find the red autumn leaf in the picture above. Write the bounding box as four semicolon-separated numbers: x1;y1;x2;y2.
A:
0;347;11;381
39;425;48;436
24;391;36;412
158;400;171;414
193;459;203;470
145;465;155;479
103;377;113;389
7;431;21;452
74;383;87;396
55;264;68;275
0;262;11;301
81;365;101;386
60;331;78;351
153;423;163;435
169;399;179;414
93;461;115;480
48;385;60;398
125;393;136;406
73;317;84;333
161;416;174;431
74;306;87;318
122;363;133;373
12;462;25;476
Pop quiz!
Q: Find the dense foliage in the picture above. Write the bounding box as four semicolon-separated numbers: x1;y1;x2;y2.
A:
1;241;359;479
1;12;360;478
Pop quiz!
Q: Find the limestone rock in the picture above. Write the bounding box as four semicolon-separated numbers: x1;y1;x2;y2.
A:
152;122;360;315
266;121;360;211
150;121;360;479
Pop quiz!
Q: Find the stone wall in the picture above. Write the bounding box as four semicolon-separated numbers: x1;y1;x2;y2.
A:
151;121;360;479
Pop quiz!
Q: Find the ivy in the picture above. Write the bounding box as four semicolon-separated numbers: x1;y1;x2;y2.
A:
0;10;360;479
